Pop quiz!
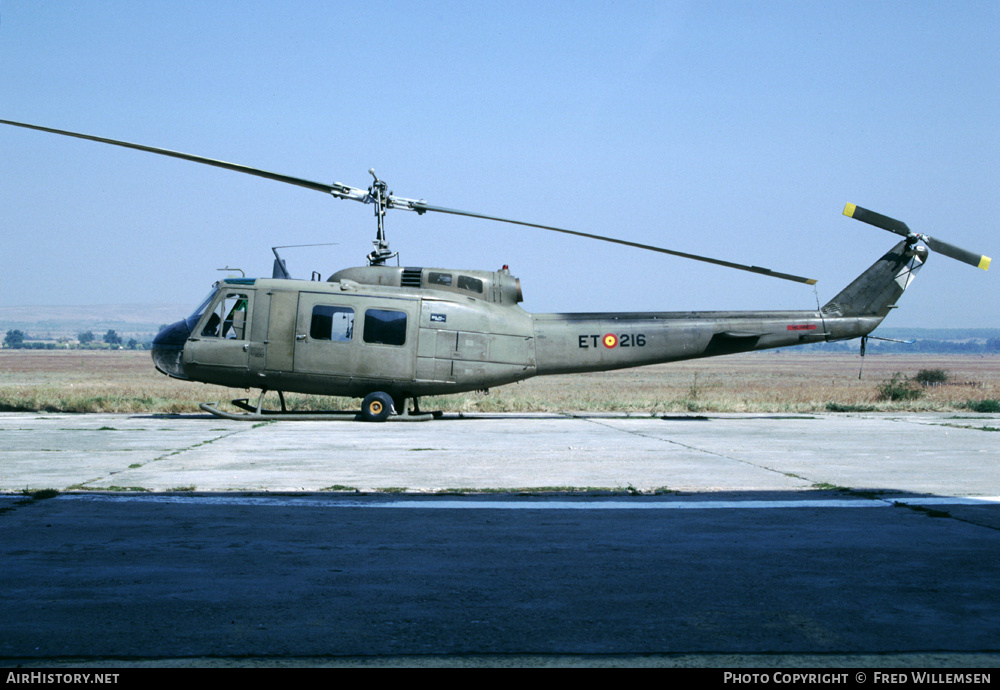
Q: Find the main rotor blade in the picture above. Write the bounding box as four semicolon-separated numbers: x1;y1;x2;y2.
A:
405;202;818;284
844;202;989;271
1;118;819;283
0;118;366;200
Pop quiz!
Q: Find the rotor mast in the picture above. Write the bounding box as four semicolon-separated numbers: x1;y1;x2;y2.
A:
366;169;397;266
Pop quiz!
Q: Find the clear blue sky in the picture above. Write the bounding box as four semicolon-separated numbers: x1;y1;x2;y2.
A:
1;1;996;327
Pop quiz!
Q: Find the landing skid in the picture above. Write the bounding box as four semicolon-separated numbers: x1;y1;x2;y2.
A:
200;402;361;421
198;392;441;422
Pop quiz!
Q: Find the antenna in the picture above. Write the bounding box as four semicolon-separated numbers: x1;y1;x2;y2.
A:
271;243;339;279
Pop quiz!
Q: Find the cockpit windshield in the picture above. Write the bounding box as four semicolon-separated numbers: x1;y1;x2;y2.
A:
185;288;218;330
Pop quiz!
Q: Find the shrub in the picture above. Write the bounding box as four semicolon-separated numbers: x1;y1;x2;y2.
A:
964;399;1000;413
876;373;924;402
3;329;26;348
914;369;949;386
826;402;878;412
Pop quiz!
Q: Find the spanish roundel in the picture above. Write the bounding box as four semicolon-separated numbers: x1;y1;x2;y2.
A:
603;334;618;348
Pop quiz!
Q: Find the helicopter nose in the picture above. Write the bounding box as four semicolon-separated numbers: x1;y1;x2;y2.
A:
151;319;190;380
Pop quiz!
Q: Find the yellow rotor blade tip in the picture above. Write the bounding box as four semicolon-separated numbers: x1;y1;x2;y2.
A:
979;255;991;271
843;203;857;218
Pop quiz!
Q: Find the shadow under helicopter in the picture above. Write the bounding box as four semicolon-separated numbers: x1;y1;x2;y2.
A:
2;488;999;661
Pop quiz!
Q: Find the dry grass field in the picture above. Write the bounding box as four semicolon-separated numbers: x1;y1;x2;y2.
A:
1;350;998;415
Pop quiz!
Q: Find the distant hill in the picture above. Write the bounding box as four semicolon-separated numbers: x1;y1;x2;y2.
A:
797;327;1000;354
0;304;190;340
877;328;1000;341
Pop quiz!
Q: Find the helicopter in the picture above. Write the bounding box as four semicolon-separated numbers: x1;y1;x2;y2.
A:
1;118;991;421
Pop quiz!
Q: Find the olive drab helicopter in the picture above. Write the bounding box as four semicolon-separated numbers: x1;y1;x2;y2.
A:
1;119;991;421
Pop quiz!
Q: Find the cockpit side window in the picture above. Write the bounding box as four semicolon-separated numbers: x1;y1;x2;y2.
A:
202;293;249;339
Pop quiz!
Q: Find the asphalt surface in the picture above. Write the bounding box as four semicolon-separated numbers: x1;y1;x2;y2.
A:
1;411;998;667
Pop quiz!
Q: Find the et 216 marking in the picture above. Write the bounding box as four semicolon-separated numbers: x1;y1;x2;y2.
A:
578;333;647;349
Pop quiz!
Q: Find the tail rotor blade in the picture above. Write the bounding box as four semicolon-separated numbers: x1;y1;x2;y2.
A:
922;235;991;271
844;202;990;271
843;203;911;237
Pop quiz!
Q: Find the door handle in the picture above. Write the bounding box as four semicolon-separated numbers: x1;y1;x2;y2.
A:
296;334;307;341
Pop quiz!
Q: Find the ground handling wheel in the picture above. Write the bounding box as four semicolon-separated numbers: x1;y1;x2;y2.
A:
360;391;394;422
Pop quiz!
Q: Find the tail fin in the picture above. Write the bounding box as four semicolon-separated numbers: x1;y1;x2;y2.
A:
821;240;927;319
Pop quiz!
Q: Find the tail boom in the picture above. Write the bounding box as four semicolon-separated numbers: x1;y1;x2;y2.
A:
531;240;926;376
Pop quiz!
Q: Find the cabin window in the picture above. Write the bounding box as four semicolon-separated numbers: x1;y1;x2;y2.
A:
428;272;452;286
310;305;354;342
457;275;483;293
363;308;407;346
201;293;249;340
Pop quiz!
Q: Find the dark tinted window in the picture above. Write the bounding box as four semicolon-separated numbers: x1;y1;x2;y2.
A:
428;272;452;286
310;305;354;341
364;309;407;346
457;275;483;293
